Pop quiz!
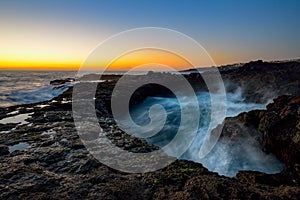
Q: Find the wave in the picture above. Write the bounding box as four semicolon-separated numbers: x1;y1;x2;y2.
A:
128;90;283;177
5;84;70;106
0;71;76;107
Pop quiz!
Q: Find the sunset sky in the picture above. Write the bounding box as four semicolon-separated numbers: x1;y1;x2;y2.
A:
0;0;299;70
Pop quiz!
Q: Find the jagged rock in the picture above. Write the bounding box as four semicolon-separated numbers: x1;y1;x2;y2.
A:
0;61;300;199
50;78;75;85
221;60;300;103
223;95;300;167
213;95;300;186
0;145;9;156
260;95;300;166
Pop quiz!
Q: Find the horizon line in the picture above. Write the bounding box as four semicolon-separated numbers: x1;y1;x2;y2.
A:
0;58;299;71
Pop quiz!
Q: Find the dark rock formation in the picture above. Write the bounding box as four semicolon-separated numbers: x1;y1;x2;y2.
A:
0;92;299;199
50;78;75;85
219;95;300;168
0;60;299;199
210;95;300;187
0;145;9;156
220;60;300;103
262;95;300;166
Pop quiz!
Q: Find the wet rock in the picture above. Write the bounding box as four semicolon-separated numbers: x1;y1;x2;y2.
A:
223;95;300;167
50;78;75;85
76;158;101;174
0;145;9;156
225;61;300;103
262;95;300;166
213;95;300;186
35;147;67;164
0;62;300;199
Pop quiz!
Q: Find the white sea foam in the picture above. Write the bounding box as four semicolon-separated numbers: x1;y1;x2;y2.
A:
128;89;283;177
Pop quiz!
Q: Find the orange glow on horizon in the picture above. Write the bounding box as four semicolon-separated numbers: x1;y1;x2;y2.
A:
0;48;241;71
106;49;193;71
0;61;80;70
0;49;195;71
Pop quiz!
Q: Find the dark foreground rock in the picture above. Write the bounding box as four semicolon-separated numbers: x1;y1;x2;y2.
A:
217;95;300;167
210;95;300;187
0;92;299;199
0;60;299;199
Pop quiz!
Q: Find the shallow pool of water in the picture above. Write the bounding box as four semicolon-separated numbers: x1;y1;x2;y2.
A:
8;142;29;153
0;113;32;125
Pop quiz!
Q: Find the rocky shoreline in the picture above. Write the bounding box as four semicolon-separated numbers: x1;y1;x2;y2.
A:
0;60;299;199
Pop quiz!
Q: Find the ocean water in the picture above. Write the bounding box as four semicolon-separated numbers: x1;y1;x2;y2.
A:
0;70;283;176
0;70;189;107
0;71;76;107
128;91;284;177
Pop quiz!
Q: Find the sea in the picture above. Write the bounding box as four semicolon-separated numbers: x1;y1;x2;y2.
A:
0;70;134;107
0;70;179;107
0;70;284;176
0;71;77;107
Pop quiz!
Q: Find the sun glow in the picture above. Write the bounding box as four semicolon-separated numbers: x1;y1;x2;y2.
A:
106;49;193;71
0;45;232;71
1;42;196;71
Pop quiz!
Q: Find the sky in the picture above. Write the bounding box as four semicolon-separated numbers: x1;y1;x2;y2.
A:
0;0;300;70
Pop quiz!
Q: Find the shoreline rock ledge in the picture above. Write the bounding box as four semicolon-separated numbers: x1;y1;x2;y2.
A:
0;65;300;198
0;93;299;199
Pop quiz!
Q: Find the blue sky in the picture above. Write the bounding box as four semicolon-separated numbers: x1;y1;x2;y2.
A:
0;0;299;69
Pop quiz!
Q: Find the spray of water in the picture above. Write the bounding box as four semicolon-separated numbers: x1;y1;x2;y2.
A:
129;88;283;177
